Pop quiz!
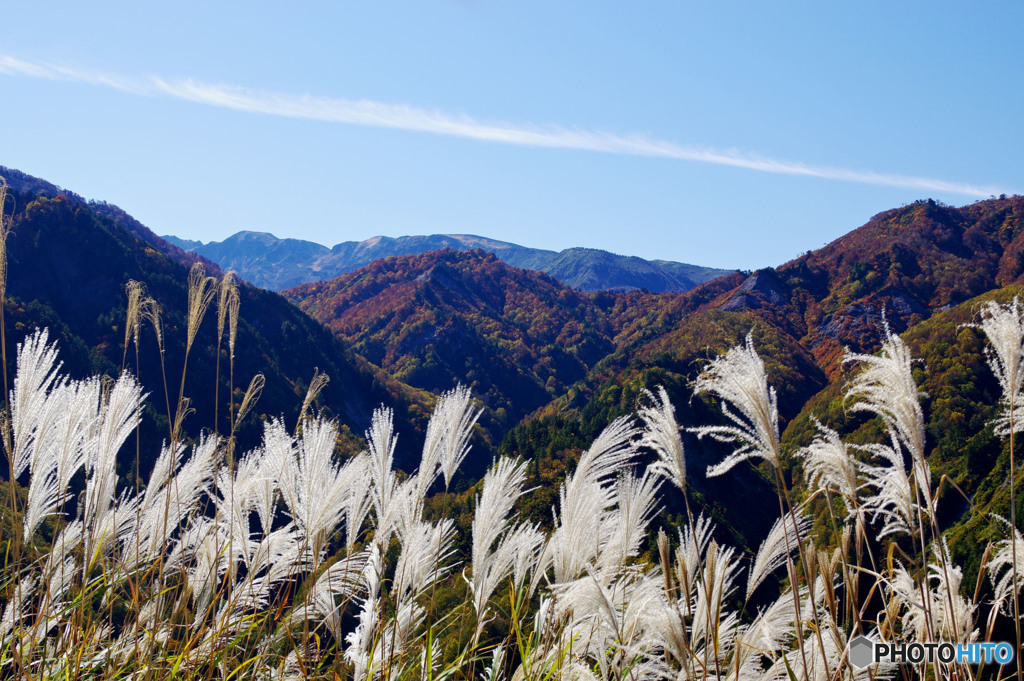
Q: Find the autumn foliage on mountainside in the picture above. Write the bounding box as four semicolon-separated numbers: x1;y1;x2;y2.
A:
286;250;618;427
282;196;1024;448
277;196;1024;546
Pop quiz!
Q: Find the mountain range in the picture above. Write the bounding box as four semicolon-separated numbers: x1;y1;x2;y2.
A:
4;161;1024;554
282;195;1024;546
161;230;732;293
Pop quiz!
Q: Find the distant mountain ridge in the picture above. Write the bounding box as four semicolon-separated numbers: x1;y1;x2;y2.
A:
162;230;732;293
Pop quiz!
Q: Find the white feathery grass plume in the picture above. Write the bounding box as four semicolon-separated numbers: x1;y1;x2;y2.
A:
469;456;530;624
844;329;927;474
38;554;78;638
643;590;690;671
884;563;929;645
143;441;184;508
42;519;83;596
83;372;145;542
733;588;800;678
141;295;163;354
551;565;666;680
297;367;329;426
928;553;977;644
180;517;227;618
233;372;264;430
974;297;1024;435
247;524;302;586
169;435;221;519
796;419;863;519
416;387;460;498
227;277;240;359
385;599;426;671
974;297;1024;681
988;515;1024;615
558;661;601;681
0;575;37;637
433;384;482;490
345;546;383;681
216;271;236;343
886;543;977;644
746;511;812;601
294;550;369;641
136;435;219;563
293;415;344;557
222;445;266;540
211;465;257;581
482;643;506;681
248;456;279;537
844;328;932;543
94;491;142;562
676;513;715;596
392;518;457;603
255;417;293;532
123;280;145;356
535;477;605;589
341;454;374;551
569;414;638;499
276;415;361;562
23;376;100;540
366;406;398;533
126;440;183;565
11;327;65;478
382;475;423;545
512;524;545;588
639;385;687;491
535;416;637;586
471;458;529;561
858;435;920;539
598;469;662;570
691;334;781;477
690;540;742;659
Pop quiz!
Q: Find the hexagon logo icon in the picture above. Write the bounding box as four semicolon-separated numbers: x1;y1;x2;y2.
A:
849;636;874;669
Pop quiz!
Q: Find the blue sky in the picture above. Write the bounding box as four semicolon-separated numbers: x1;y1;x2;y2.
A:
0;2;1020;270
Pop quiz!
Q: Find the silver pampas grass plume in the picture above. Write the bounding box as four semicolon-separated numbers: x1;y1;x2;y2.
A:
691;334;781;477
639;386;687;491
844;329;926;469
974;297;1024;436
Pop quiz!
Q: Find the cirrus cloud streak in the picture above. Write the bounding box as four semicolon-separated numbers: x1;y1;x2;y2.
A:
0;54;1002;197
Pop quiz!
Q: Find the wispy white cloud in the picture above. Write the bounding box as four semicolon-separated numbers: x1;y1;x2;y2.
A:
0;54;1003;197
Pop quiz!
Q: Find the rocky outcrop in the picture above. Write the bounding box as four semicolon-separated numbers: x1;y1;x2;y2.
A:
720;270;789;310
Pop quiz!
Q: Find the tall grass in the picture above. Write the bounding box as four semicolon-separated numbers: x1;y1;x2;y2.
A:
0;274;1022;679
